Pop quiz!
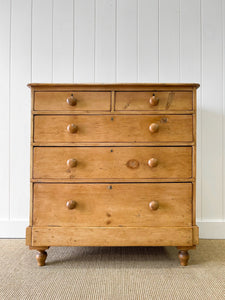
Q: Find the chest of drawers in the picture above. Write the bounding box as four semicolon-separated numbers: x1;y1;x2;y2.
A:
26;83;199;266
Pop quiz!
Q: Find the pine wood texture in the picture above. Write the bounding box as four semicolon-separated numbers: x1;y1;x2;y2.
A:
31;227;193;247
26;83;199;266
34;91;111;111
34;115;193;143
33;183;192;227
115;91;193;111
33;146;192;179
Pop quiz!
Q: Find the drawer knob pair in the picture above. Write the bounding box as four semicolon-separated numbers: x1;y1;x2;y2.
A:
67;158;77;168
149;94;159;106
67;94;77;106
67;124;78;133
149;123;159;133
66;200;77;210
149;200;159;211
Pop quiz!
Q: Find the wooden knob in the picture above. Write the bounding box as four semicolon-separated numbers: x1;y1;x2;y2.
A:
67;124;78;133
149;200;159;211
149;123;159;133
66;94;77;106
67;158;77;168
66;200;77;210
148;158;158;168
149;95;159;106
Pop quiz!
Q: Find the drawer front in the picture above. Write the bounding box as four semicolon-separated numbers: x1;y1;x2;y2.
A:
33;147;192;179
34;91;111;111
34;115;193;143
33;183;192;227
115;91;193;111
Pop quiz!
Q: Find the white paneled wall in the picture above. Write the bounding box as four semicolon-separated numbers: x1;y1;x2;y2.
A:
0;0;224;238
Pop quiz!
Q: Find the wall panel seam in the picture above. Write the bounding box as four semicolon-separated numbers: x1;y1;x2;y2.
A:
51;0;54;83
158;0;160;83
221;0;225;220
137;0;139;82
94;0;96;82
8;0;12;221
115;0;117;82
200;0;203;220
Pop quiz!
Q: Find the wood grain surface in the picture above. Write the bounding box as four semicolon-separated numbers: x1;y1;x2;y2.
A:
34;115;193;143
33;146;192;180
33;183;192;227
34;91;111;111
115;91;193;111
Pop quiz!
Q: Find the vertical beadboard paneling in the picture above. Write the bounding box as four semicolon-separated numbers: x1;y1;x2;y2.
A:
223;0;225;220
138;0;158;82
201;0;223;219
180;0;201;83
159;0;180;82
117;0;138;82
74;0;95;83
0;0;10;220
32;0;53;82
0;0;225;237
179;0;202;219
10;0;31;219
53;0;73;83
95;0;115;83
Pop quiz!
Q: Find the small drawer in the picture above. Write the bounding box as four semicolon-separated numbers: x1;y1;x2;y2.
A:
115;91;193;111
34;115;193;143
33;183;192;227
34;91;111;111
33;146;192;180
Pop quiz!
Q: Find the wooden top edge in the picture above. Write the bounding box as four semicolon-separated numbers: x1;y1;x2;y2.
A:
27;83;200;89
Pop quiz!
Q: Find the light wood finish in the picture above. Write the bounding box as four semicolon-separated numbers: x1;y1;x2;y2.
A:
33;183;192;227
34;91;111;111
27;83;200;89
115;91;193;111
31;227;193;247
34;115;193;143
26;83;199;266
33;147;192;180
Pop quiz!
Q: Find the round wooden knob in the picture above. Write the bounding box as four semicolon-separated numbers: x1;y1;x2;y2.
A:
67;124;78;133
149;200;159;211
66;94;77;106
67;158;77;168
149;95;159;106
149;123;159;133
66;200;77;210
148;158;158;168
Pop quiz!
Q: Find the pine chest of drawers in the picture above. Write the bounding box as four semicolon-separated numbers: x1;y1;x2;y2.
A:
26;83;199;266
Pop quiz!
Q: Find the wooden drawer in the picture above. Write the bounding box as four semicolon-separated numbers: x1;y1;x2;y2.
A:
33;183;192;227
34;115;193;143
33;146;192;179
115;91;193;111
34;91;111;111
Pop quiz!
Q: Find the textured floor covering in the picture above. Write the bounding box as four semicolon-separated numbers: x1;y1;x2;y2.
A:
0;239;224;300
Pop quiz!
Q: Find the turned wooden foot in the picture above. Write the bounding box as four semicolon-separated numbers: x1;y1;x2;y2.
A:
178;250;189;266
36;250;48;266
29;246;49;266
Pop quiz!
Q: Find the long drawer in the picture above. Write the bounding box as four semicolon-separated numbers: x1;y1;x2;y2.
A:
33;146;192;179
33;183;192;227
115;91;193;111
34;115;193;143
34;91;111;111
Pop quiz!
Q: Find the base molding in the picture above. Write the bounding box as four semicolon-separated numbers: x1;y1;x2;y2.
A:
197;220;225;239
0;220;28;238
0;220;225;239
